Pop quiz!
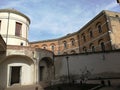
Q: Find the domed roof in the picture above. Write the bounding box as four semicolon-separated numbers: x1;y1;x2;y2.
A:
0;8;30;24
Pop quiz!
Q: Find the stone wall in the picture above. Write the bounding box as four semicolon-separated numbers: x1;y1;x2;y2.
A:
54;50;120;80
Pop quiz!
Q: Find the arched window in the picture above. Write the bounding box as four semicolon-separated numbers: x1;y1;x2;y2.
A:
63;52;67;55
98;25;102;33
116;15;119;17
43;47;46;49
51;45;54;52
50;43;55;52
89;43;95;52
63;41;67;49
82;33;86;42
71;50;76;54
70;38;75;46
100;42;105;51
96;22;102;33
89;30;93;38
91;46;95;52
42;44;47;49
83;47;87;53
88;28;93;38
98;39;105;51
34;45;39;48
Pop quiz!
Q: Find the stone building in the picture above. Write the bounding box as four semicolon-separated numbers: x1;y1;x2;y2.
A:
30;10;120;55
0;9;54;90
0;9;120;90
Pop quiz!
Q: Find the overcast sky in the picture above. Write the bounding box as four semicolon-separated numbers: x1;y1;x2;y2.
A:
0;0;119;41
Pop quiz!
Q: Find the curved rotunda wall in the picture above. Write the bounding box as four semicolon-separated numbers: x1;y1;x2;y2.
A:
0;9;30;46
0;55;35;87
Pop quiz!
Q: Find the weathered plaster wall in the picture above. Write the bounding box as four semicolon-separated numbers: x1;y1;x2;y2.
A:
54;51;120;79
0;56;35;87
0;10;30;46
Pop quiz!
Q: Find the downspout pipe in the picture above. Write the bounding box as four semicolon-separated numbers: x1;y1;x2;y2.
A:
6;12;10;45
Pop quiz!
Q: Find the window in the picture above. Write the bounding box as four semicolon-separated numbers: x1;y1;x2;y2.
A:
83;47;87;53
34;45;39;48
98;39;105;52
50;43;55;52
89;43;95;52
98;25;102;33
116;15;119;17
71;50;76;54
63;41;67;49
43;47;46;49
20;42;23;46
71;38;75;46
82;33;86;42
89;31;93;38
63;52;67;55
96;22;102;33
51;45;54;52
91;46;95;52
83;35;86;42
15;22;22;36
42;44;47;49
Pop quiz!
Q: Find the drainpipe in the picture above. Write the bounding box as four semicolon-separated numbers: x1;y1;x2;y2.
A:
53;54;55;80
6;12;10;45
36;58;39;84
66;56;70;83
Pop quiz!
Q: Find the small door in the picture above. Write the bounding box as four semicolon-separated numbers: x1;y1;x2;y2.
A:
10;66;21;85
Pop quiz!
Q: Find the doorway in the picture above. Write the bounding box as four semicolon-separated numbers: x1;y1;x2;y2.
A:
10;66;21;85
39;66;44;81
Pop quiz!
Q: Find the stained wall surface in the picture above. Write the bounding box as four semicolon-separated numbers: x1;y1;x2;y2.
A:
54;51;120;79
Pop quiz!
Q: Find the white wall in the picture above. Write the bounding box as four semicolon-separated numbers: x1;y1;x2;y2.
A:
0;56;35;88
0;11;30;46
54;51;120;79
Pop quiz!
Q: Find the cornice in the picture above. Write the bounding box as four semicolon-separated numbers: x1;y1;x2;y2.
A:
0;8;30;24
30;10;119;44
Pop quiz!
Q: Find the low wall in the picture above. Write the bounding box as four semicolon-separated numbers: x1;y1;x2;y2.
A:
54;51;120;80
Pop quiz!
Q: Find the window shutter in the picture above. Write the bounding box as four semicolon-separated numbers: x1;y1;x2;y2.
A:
15;22;22;36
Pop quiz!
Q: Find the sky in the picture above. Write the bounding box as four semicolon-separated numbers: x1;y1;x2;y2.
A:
0;0;119;42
